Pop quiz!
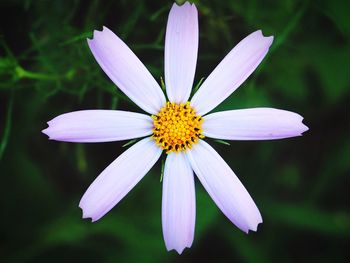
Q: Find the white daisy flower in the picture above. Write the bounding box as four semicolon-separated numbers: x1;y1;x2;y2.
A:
43;2;308;254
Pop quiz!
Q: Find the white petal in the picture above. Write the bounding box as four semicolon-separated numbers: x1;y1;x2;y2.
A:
203;108;309;140
165;2;198;103
162;152;195;254
42;110;153;142
187;140;262;233
191;30;273;116
88;26;166;114
79;137;162;221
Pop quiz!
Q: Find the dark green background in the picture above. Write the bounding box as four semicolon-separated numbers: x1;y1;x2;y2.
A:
1;0;349;262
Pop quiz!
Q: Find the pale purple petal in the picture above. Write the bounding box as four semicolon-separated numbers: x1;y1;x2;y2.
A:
203;108;309;140
162;152;195;254
186;140;262;233
165;2;198;103
79;137;162;221
191;30;274;116
88;26;166;114
42;110;153;142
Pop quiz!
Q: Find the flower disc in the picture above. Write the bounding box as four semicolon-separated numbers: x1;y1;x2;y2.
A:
152;102;204;154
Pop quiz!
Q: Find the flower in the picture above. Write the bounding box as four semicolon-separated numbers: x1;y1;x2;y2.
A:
42;1;308;254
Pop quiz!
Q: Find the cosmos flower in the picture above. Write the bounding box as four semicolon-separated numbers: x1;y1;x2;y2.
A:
42;1;308;254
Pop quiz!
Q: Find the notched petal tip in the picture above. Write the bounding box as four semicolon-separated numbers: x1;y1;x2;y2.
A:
41;125;53;139
255;29;263;35
165;241;193;255
41;120;56;140
41;127;49;136
174;1;192;7
86;31;99;42
164;230;193;253
79;204;97;222
93;29;102;38
245;220;263;234
254;29;274;46
266;35;274;45
175;248;185;255
255;29;274;38
166;245;189;255
294;114;309;136
241;213;263;233
300;121;309;135
172;0;197;14
88;26;109;41
79;196;103;223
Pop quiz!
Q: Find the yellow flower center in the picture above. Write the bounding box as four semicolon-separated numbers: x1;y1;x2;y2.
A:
152;102;204;154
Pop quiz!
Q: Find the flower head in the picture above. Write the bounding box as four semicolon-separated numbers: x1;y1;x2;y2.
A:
152;102;204;153
42;2;308;254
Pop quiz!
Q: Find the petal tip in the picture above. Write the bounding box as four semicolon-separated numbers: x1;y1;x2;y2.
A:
79;198;102;222
246;220;263;234
255;30;274;45
166;245;188;255
80;204;96;222
41;127;51;138
266;35;274;46
91;217;99;223
174;1;191;7
175;248;185;255
301;122;309;134
81;211;91;220
92;28;105;39
102;26;112;34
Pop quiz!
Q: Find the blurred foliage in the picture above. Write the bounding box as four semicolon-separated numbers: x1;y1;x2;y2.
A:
0;0;349;262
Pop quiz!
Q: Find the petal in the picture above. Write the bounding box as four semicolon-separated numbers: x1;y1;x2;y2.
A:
162;152;195;254
88;26;166;114
79;137;162;221
203;108;309;140
42;110;153;142
186;140;262;233
165;2;198;103
191;30;274;116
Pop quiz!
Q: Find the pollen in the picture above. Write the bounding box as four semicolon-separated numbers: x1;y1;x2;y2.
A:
152;102;204;154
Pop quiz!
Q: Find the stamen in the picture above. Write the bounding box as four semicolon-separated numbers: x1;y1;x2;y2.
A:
151;102;204;154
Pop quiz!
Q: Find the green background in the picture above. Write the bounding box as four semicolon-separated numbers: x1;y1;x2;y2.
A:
1;0;349;262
